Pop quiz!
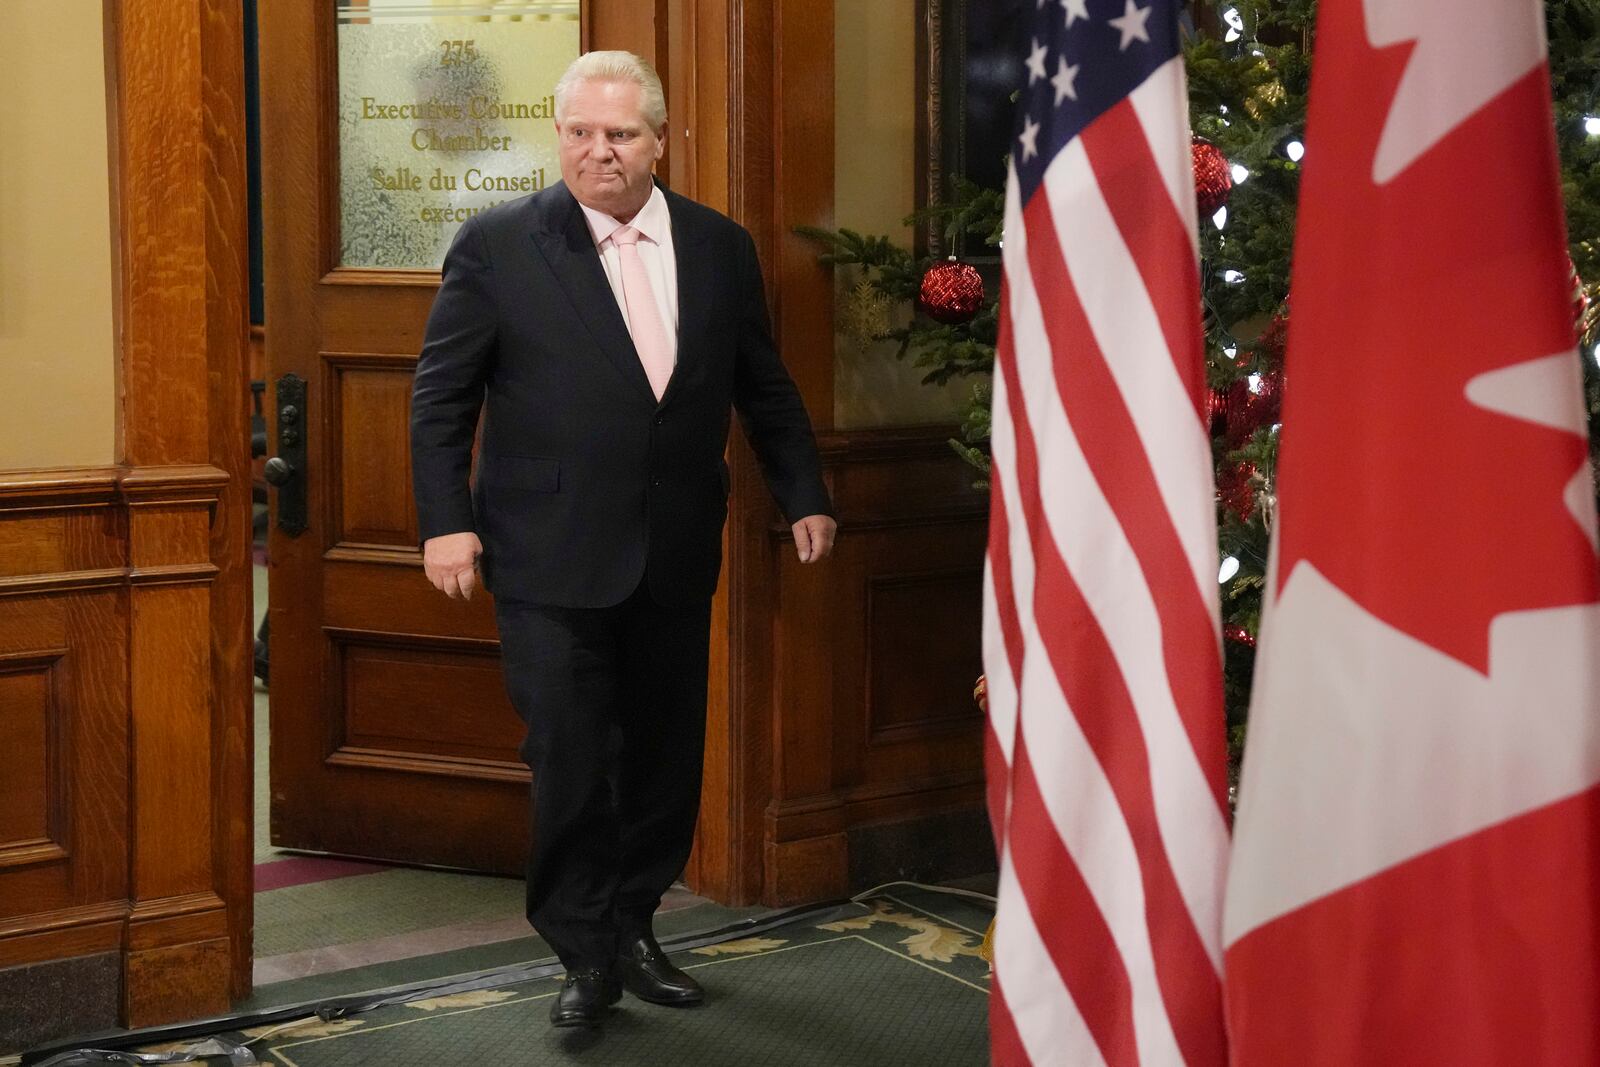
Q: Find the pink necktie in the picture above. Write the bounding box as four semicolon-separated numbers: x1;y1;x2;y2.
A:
610;225;674;400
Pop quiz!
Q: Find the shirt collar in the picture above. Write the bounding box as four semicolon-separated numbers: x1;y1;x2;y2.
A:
578;184;671;248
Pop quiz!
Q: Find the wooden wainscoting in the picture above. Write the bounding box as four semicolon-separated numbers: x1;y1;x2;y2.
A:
691;424;991;907
0;466;234;1044
763;426;990;904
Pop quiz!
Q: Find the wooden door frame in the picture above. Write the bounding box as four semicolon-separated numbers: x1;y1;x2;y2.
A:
665;0;840;905
105;0;255;1010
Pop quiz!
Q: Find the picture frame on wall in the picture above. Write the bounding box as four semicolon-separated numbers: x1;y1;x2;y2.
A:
915;0;1210;259
915;0;1024;260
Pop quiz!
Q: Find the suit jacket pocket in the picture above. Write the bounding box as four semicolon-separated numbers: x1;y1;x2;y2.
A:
484;454;560;493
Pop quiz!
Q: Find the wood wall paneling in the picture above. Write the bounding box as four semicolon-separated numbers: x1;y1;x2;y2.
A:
772;0;835;429
0;651;68;870
0;519;68;577
116;1;209;469
120;468;232;1025
0;480;131;982
762;430;988;904
0;467;243;1031
0;905;127;971
849;559;985;791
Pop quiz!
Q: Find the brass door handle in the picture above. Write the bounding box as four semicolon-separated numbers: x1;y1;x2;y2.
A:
264;456;295;486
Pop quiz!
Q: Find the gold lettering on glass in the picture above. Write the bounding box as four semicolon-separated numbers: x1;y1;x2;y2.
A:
336;1;579;269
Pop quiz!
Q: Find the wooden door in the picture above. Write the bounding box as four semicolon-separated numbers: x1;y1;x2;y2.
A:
258;2;658;873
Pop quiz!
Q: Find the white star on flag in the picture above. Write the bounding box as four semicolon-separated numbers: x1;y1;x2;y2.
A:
1025;37;1049;84
1108;0;1153;50
1017;114;1041;161
1059;0;1089;28
1051;56;1080;104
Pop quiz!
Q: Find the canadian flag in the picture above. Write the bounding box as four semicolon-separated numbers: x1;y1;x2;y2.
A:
1222;1;1600;1064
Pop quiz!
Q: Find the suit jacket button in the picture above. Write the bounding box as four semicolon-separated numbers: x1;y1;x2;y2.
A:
651;477;662;487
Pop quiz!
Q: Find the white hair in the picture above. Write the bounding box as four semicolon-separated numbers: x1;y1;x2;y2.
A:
554;51;667;131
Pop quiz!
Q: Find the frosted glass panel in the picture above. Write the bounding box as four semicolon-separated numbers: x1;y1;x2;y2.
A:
336;1;580;269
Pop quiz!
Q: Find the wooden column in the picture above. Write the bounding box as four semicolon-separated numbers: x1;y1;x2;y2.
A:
108;0;251;1024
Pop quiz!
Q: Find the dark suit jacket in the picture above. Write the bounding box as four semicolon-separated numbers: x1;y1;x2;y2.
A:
410;180;833;608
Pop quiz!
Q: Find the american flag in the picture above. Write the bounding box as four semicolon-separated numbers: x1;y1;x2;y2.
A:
983;1;1232;1065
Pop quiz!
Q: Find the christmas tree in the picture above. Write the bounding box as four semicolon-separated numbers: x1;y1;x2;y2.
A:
802;0;1600;756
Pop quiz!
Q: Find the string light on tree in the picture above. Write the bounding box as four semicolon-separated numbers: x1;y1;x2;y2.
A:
1222;6;1244;41
1286;139;1306;162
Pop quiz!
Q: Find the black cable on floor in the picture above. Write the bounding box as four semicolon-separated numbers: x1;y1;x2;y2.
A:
20;898;863;1067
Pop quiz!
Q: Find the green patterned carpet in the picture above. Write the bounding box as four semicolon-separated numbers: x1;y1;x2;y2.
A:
144;889;994;1067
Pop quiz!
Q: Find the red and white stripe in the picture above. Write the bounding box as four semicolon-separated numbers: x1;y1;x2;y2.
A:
984;56;1231;1067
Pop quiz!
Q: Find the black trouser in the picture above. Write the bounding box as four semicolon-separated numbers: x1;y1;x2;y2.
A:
494;579;712;971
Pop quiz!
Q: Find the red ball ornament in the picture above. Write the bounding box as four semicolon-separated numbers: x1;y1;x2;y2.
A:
1217;460;1258;520
1192;137;1233;217
1253;369;1283;422
1224;371;1283;447
1224;624;1257;648
1255;301;1291;370
1206;387;1230;437
919;257;986;324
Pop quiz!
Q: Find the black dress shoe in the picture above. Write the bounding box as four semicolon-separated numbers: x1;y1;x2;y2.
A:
549;968;622;1028
617;933;704;1006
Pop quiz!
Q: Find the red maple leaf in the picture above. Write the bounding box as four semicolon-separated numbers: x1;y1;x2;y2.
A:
1275;4;1600;674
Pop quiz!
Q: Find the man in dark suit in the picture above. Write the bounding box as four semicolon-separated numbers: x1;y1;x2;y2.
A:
409;51;836;1030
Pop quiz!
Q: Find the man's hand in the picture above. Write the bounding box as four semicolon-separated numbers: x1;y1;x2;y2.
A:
423;531;484;599
791;515;837;564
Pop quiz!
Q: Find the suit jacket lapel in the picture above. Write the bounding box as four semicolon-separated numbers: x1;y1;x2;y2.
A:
528;183;657;406
660;188;708;408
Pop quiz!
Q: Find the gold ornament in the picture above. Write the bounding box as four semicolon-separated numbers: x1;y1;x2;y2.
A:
1242;62;1286;120
840;278;892;352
